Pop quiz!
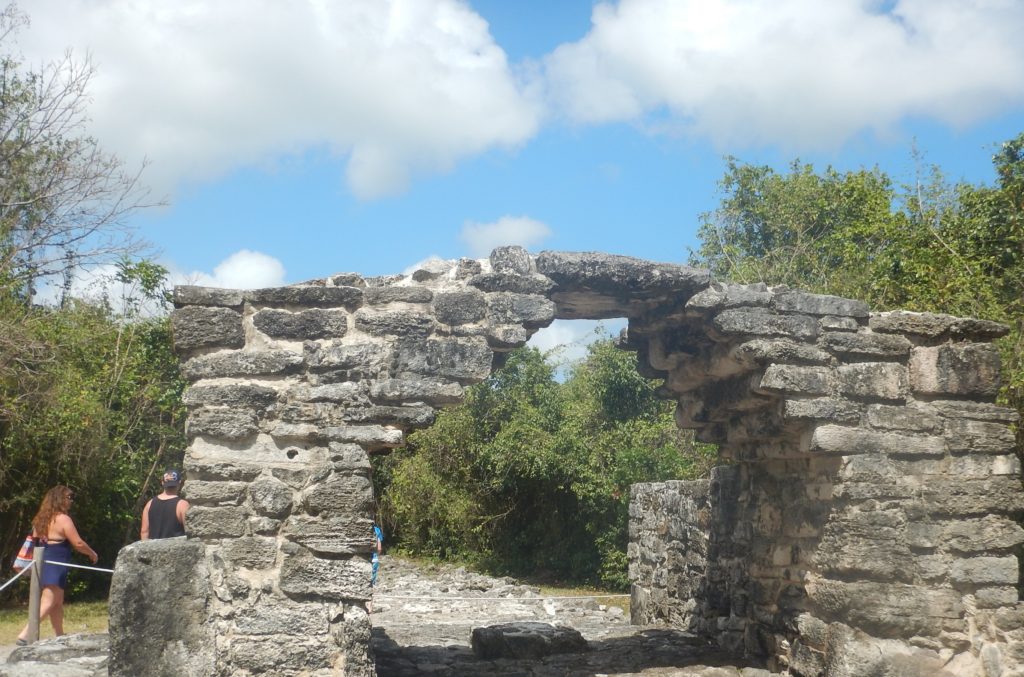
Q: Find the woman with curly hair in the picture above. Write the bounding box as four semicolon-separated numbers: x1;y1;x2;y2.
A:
15;485;98;645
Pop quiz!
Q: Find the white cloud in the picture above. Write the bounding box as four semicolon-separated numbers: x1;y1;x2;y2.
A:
544;0;1024;148
171;250;286;289
460;215;552;257
528;318;627;371
17;0;542;199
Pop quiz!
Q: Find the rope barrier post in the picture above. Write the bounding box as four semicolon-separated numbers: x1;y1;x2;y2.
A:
26;540;45;643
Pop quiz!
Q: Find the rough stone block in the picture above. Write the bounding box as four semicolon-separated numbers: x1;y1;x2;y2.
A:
944;419;1016;455
323;425;404;450
909;344;1002;397
773;291;869;318
186;506;249;538
820;316;860;332
246;285;363;309
485;324;532;350
354;309;434;337
301;474;373;515
906;477;1024;516
944;516;1024;553
173;285;244;308
229;637;333;672
109;539;215;677
183;384;279;409
836;362;908;401
820;331;911;359
172;306;245;352
536;251;710;297
305;341;388;372
187;408;259;441
808;579;964;637
866;404;940;433
248;475;294;518
329;273;366;288
221;536;278;570
486;292;556;328
950;555;1018;586
278;550;371;601
363;286;433;304
930;400;1019;422
282;515;375;555
809;425;945;457
730;338;832;367
471;622;589;659
455;257;482;278
817;508;915;582
468;271;554;295
253;308;348;340
685;282;773;311
490;245;533;274
392;337;494;383
975;587;1019;609
869;311;1008;340
757;364;831;395
182;350;304;381
183;480;248;506
713;309;818;341
433;290;487;325
369;377;464;406
232;602;329;635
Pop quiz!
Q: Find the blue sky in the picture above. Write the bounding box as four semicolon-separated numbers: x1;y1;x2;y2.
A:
15;0;1024;355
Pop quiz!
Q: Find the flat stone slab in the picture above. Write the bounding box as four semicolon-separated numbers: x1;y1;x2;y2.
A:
1;633;108;677
471;621;590;659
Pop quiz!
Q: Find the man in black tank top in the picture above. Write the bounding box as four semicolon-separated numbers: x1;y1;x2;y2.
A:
141;470;190;540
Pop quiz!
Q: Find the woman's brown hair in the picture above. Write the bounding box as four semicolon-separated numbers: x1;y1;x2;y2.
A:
31;486;72;538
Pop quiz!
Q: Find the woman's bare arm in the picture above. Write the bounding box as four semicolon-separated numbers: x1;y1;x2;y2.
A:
56;514;98;564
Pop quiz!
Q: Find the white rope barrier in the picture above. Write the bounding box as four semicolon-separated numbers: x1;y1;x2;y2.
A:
44;560;115;574
0;565;32;594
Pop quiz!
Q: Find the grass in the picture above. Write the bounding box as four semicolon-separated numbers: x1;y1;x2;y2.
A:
535;583;631;618
0;600;108;645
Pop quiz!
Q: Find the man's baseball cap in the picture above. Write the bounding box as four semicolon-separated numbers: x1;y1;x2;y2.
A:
162;470;182;487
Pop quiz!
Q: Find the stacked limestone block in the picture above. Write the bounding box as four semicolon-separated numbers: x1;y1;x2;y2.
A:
625;281;1024;675
160;248;556;677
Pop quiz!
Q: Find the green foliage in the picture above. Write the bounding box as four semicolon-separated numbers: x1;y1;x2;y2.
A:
374;340;716;590
690;133;1024;434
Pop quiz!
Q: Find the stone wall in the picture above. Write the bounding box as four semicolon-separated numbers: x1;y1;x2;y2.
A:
108;249;1024;676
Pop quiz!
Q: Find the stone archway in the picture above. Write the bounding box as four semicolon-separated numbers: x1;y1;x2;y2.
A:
108;248;1023;676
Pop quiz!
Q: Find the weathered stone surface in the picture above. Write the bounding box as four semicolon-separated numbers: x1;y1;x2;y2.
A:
820;315;860;332
253;308;348;339
783;398;862;423
944;419;1016;455
471;622;589;659
172;306;245;352
434;290;487;325
773;291;869;318
730;338;832;367
290;381;367;404
3;633;110;675
817;509;915;581
301;473;373;514
910;343;1002;397
410;258;454;281
757;364;831;395
686;282;773;311
305;341;388;372
278;548;371;601
182;383;279;409
486;292;556;328
808;425;945;457
182;349;304;380
820;331;911;359
836;362;908;401
185;506;248;538
282;515;374;555
173;285;244;308
247;474;293;518
329;272;366;288
907;477;1024;516
819;622;956;677
186;408;259;440
866;404;940;432
489;245;533;274
232;602;329;635
109;539;216;677
808;579;964;637
363;285;433;304
713;309;818;341
246;285;363;308
221;536;278;569
930;400;1019;422
392;337;494;383
323;424;404;449
870;310;1009;340
485;324;532;350
455;257;482;278
369;377;464;405
229;637;333;672
944;515;1024;553
183;480;248;506
354;309;434;337
950;556;1019;586
467;272;554;294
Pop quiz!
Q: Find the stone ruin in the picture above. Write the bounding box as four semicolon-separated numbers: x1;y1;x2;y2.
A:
106;248;1023;676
